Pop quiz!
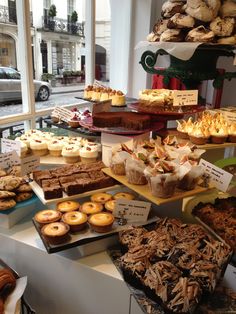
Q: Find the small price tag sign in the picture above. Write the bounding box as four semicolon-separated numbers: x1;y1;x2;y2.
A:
1;138;21;156
113;199;151;222
20;155;40;176
199;159;233;192
52;106;73;122
173;90;198;107
0;151;20;169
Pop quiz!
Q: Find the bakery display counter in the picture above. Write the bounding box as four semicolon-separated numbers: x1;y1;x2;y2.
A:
103;168;211;206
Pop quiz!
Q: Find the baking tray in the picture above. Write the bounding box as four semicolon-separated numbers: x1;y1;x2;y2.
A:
32;187;158;254
102;168;212;206
108;246;236;314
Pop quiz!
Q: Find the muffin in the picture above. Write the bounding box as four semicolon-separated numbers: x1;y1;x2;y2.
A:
91;192;113;204
88;212;115;233
62;145;80;163
34;209;62;227
125;155;148;185
79;143;99;163
41;222;70;245
61;211;88;232
110;151;130;175
113;192;135;200
30;138;48;156
48;139;64;157
80;201;103;215
57;200;80;213
149;173;179;198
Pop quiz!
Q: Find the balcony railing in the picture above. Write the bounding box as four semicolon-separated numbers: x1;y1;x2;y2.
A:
0;5;33;26
41;16;84;37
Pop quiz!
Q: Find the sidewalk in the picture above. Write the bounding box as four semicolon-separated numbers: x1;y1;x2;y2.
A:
52;83;85;95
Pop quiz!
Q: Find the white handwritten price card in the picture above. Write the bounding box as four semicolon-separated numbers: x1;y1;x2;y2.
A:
173;90;198;107
113;199;151;222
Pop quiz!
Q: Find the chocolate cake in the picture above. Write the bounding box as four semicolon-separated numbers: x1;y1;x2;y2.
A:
92;112;151;130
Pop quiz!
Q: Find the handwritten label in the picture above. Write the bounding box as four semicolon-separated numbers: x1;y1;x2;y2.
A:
0;151;20;169
20;155;40;176
2;129;10;139
1;138;21;156
173;90;198;107
113;199;151;222
51;106;73;122
199;159;233;192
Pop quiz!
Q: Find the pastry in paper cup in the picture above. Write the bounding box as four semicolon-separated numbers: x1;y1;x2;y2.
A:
178;163;204;191
110;150;130;175
149;173;179;198
125;155;147;185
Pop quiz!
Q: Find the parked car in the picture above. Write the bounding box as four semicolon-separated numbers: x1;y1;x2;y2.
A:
0;67;52;102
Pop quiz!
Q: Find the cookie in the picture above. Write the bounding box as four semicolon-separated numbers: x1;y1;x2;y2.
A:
0;191;16;199
15;192;33;203
0;176;22;191
0;168;7;177
7;165;21;177
17;183;32;193
0;199;16;211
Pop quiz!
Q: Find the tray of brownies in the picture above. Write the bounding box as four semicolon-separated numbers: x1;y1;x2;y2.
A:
108;217;234;314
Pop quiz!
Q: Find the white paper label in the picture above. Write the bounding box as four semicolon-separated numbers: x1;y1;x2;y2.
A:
199;159;233;192
51;106;73;122
173;90;198;107
2;129;10;139
0;151;20;169
21;155;40;176
113;199;151;222
1;138;21;156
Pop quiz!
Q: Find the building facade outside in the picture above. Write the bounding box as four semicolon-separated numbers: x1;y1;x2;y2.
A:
0;0;111;85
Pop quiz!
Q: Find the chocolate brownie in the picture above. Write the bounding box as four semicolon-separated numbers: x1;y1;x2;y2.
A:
33;170;52;186
42;178;63;200
61;182;81;196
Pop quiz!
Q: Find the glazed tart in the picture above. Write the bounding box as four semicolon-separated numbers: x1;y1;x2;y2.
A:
34;209;62;227
41;222;70;245
57;201;80;213
62;211;88;232
88;212;115;233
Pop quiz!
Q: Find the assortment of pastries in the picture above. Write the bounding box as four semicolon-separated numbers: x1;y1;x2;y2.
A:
118;218;232;313
110;138;205;198
147;0;236;44
177;112;236;144
15;129;101;163
34;191;136;244
83;85;126;107
192;197;236;253
32;161;114;200
0;165;33;211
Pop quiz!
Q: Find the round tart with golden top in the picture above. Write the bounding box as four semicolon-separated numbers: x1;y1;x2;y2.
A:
41;222;70;245
34;209;62;227
62;211;88;232
56;201;80;213
88;212;115;233
90;192;112;204
80;201;103;215
104;199;116;213
113;192;135;200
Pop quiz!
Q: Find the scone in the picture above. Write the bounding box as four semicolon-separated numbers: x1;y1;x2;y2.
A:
34;209;62;227
153;19;169;36
220;0;236;18
186;26;215;42
185;0;221;22
161;1;185;18
160;29;184;42
88;212;115;233
62;211;88;232
167;13;195;29
210;17;234;37
41;222;70;245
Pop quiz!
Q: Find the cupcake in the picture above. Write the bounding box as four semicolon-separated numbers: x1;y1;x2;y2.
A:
110;150;130;175
48;139;64;157
228;123;236;142
30;138;48;156
34;209;62;227
210;124;228;144
62;145;80;163
57;200;80;213
20;141;28;158
61;211;88;232
125;154;148;185
88;212;115;233
41;222;70;245
79;143;99;163
68;114;81;128
80;201;103;215
188;125;210;145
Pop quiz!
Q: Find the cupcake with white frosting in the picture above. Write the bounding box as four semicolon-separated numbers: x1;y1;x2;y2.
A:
48;139;65;157
20;141;28;158
30;138;48;156
62;145;80;163
79;143;99;163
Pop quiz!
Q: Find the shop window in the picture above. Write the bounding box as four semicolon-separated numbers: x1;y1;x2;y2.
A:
67;0;75;16
0;33;16;69
43;0;51;10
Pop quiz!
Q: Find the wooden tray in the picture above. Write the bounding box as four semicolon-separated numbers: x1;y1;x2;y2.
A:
29;180;121;205
102;168;211;206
